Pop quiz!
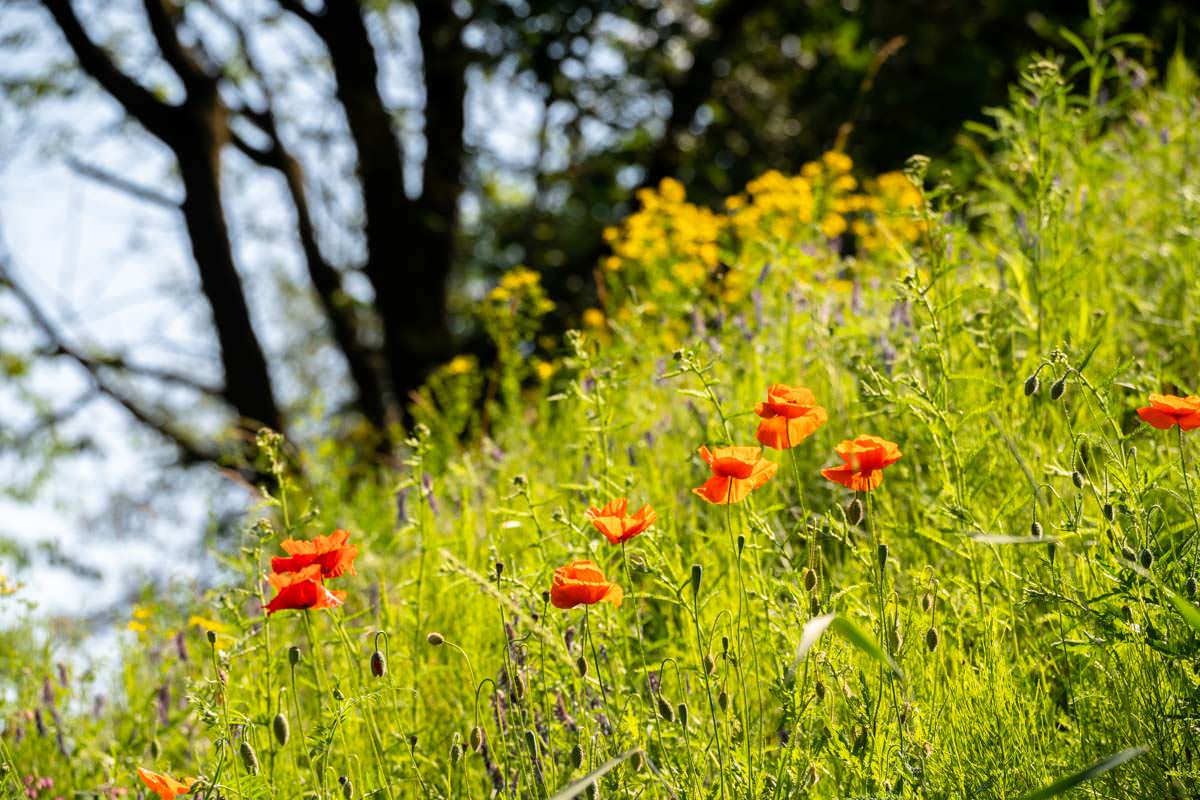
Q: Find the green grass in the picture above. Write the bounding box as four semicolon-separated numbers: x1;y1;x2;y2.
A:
3;47;1200;800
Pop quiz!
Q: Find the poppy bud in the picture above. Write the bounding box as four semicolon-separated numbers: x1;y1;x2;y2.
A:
370;650;386;677
1121;545;1137;562
239;740;260;775
288;646;302;666
1050;377;1066;400
206;630;217;645
469;726;485;752
586;782;599;800
921;592;934;613
721;636;729;655
657;696;674;722
494;561;505;578
630;750;645;771
1024;374;1040;396
810;595;821;615
570;743;584;769
877;543;889;570
576;657;588;677
340;776;354;799
718;690;729;712
676;703;688;727
450;742;463;764
1139;548;1154;569
1071;471;1084;489
690;564;702;598
846;497;864;526
273;713;289;746
803;568;818;592
925;628;939;652
150;738;161;759
541;590;550;604
333;687;345;702
703;654;715;675
1048;542;1057;565
513;672;526;700
814;680;826;701
1031;521;1043;538
524;729;538;755
426;632;444;646
408;733;418;747
512;474;526;487
737;535;745;555
1187;576;1198;599
1102;502;1115;522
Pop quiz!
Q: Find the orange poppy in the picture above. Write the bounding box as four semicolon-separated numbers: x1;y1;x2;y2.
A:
585;498;657;544
754;384;828;450
692;446;779;504
549;560;623;609
1137;393;1200;431
820;435;902;491
271;529;358;579
264;565;347;615
137;768;193;800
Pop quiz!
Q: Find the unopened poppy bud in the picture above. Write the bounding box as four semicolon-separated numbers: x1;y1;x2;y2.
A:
1121;545;1137;562
690;564;702;597
1071;471;1084;489
1048;542;1057;565
718;690;729;712
630;750;645;771
333;687;345;702
512;474;526;487
340;776;354;799
150;738;161;759
657;696;674;722
703;654;715;675
495;561;505;578
239;740;260;775
803;568;818;592
676;703;688;727
1031;521;1043;538
814;680;826;701
407;733;418;747
721;636;729;655
426;632;444;646
1187;577;1198;599
513;672;526;700
523;729;537;755
576;656;588;677
1024;374;1040;396
586;782;599;800
370;650;386;677
736;535;745;555
450;742;463;763
206;630;217;645
921;592;934;613
1050;377;1066;400
810;595;821;615
288;646;302;666
877;543;889;570
541;590;550;604
570;743;584;769
1103;503;1115;522
273;713;290;746
1139;548;1154;569
469;726;485;752
925;628;939;652
846;497;864;525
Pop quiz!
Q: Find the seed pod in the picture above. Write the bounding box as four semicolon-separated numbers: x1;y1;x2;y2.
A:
288;646;302;666
717;690;729;712
925;628;939;652
1071;471;1084;489
495;561;505;578
239;740;260;776
1187;577;1197;599
803;568;818;592
370;650;386;678
541;591;551;604
656;696;674;722
576;656;588;677
1049;377;1066;400
340;776;354;799
721;636;729;656
690;564;702;597
703;654;715;675
736;535;745;555
1030;521;1043;538
570;743;584;769
1024;374;1040;396
1103;503;1115;522
469;726;485;752
273;713;290;747
846;497;864;526
1121;545;1137;562
877;543;889;570
1139;548;1154;569
407;733;418;747
206;630;217;645
676;703;688;727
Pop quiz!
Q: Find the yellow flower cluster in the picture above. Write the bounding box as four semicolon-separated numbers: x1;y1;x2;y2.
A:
487;266;556;316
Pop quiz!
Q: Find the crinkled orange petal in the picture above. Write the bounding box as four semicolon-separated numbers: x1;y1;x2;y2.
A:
1181;412;1200;431
1138;406;1178;429
137;768;192;800
821;465;884;492
693;475;733;504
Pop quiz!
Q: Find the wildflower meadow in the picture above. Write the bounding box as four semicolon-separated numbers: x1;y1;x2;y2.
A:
6;36;1200;800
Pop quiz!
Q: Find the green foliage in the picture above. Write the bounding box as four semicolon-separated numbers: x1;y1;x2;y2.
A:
5;40;1200;800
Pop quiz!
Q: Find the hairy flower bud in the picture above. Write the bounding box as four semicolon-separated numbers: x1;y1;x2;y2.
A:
718;690;729;712
370;650;387;678
846;497;864;526
1139;548;1154;570
576;656;588;678
469;726;485;752
656;696;674;722
273;713;290;747
1103;503;1115;522
1031;521;1043;538
1024;374;1040;396
1187;576;1198;599
239;740;260;776
690;564;703;598
570;743;584;769
1049;377;1066;401
676;703;688;727
288;646;302;667
803;568;818;592
925;628;939;652
426;632;445;647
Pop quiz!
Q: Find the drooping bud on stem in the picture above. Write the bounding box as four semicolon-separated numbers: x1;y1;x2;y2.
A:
690;564;702;598
273;713;290;747
370;650;387;678
288;646;302;667
239;740;260;775
426;632;445;647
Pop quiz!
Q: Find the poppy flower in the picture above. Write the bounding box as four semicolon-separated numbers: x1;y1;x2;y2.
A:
264;565;347;615
137;768;193;800
271;529;358;579
753;384;828;450
820;435;902;492
1136;393;1200;431
585;498;657;544
549;560;623;609
692;446;779;504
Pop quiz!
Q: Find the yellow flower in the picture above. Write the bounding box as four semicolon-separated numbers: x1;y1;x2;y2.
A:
188;616;231;634
820;212;847;238
534;360;556;382
822;150;853;174
582;308;606;329
445;355;475;375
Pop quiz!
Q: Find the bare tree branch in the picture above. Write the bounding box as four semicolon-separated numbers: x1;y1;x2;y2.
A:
141;0;215;93
67;156;181;210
